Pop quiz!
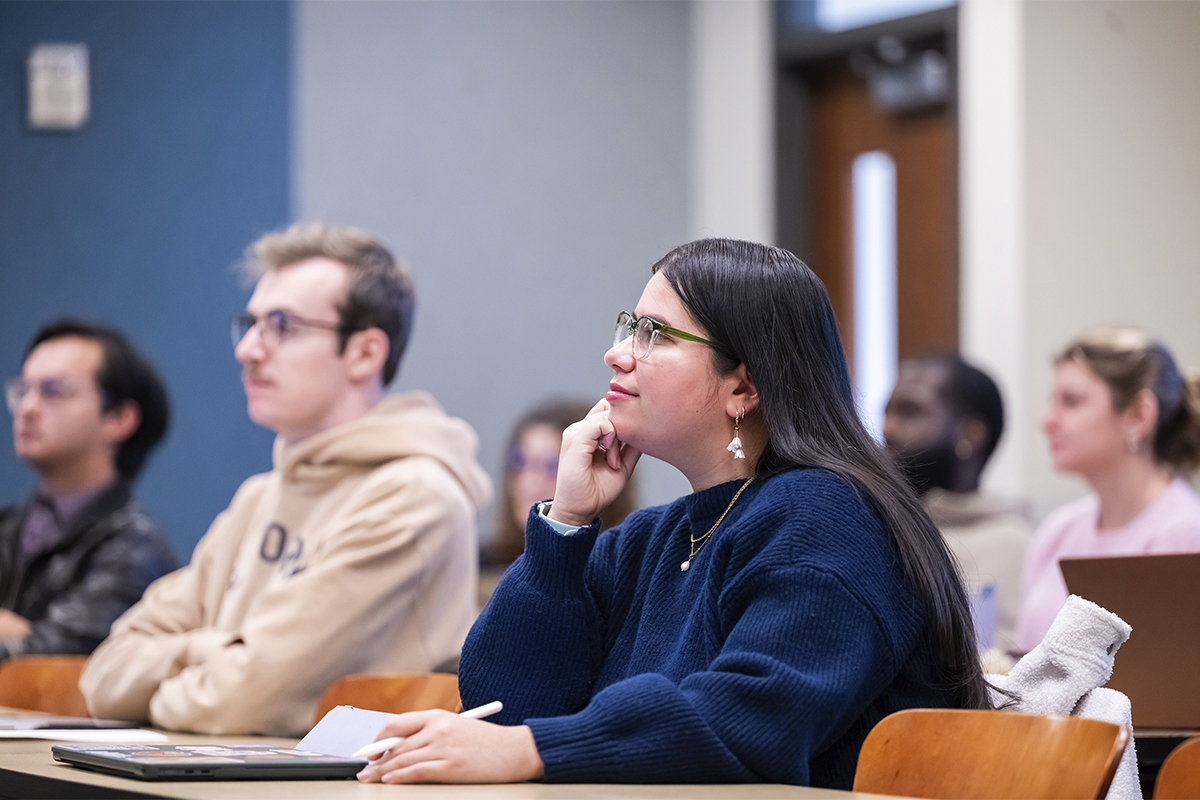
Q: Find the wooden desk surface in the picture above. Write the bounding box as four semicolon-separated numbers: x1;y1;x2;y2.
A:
0;730;887;800
1136;728;1200;739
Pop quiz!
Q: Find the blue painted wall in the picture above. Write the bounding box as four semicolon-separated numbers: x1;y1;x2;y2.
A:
0;1;289;559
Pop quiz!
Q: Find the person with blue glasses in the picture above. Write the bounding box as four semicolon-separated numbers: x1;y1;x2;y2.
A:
484;399;638;570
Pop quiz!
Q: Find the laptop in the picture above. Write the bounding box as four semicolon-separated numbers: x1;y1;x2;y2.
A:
1059;552;1200;729
51;743;367;781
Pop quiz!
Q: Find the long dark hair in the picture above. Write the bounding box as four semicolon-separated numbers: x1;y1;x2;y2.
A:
654;239;989;710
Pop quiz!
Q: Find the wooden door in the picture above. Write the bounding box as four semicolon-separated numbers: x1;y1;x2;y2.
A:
806;58;957;368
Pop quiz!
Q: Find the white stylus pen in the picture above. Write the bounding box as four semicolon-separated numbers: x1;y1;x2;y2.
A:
350;700;504;759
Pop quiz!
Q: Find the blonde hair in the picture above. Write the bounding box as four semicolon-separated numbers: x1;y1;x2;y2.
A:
1058;326;1200;474
244;222;414;385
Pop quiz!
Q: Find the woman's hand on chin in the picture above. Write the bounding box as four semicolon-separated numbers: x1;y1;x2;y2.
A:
355;710;544;785
547;399;641;527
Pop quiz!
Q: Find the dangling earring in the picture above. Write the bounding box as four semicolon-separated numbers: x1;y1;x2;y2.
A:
1127;433;1142;454
726;408;745;459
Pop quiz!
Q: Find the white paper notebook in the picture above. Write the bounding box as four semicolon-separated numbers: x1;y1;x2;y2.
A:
297;705;397;757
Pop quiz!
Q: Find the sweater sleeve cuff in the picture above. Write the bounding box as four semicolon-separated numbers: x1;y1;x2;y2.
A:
520;505;601;597
537;502;587;536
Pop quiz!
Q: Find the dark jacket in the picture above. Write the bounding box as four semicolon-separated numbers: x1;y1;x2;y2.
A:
0;482;177;663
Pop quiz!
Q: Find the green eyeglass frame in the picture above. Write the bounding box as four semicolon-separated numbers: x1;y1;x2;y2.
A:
614;311;714;360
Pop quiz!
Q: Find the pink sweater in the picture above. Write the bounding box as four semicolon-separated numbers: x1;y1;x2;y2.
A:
1014;478;1200;652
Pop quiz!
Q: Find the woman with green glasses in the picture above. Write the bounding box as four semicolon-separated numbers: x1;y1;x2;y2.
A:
357;239;987;788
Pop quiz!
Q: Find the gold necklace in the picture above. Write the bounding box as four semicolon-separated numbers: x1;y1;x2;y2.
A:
681;477;754;572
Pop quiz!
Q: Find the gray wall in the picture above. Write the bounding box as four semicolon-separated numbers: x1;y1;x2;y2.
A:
294;0;695;539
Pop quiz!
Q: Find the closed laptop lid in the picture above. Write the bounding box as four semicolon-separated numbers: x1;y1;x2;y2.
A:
52;743;366;781
1060;552;1200;729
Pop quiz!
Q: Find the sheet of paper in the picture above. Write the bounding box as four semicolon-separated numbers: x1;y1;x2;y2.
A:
297;705;396;757
0;714;137;730
0;728;168;743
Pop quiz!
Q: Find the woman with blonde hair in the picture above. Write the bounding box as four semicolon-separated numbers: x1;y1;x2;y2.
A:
1015;327;1200;652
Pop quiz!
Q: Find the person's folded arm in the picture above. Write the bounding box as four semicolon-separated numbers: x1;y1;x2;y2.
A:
147;462;475;736
80;509;237;723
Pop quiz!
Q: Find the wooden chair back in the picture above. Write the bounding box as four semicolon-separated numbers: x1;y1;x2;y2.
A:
853;708;1129;799
314;673;460;723
0;655;90;717
1154;736;1200;799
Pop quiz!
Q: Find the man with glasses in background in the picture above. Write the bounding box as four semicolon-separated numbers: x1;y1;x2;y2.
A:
1;321;176;665
82;223;491;737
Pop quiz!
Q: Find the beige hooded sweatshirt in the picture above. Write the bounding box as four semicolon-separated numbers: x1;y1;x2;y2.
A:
81;392;492;736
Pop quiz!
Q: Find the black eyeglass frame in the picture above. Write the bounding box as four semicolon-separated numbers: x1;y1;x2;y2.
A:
230;309;346;349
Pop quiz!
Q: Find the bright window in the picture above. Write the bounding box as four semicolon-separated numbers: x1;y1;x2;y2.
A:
816;0;956;32
852;150;897;443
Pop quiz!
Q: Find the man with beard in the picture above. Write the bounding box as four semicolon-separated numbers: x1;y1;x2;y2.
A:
883;354;1031;654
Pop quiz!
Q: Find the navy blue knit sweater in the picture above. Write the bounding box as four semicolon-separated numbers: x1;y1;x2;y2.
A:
460;468;957;788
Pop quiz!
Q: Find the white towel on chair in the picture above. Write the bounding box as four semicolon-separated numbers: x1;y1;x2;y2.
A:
1075;688;1140;800
987;595;1140;800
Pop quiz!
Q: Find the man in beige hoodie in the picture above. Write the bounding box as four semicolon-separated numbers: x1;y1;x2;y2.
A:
81;223;492;736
